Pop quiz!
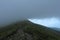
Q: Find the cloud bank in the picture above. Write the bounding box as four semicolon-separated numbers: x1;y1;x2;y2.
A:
29;17;60;28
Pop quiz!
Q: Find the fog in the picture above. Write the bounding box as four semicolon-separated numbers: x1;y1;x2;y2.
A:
0;0;60;26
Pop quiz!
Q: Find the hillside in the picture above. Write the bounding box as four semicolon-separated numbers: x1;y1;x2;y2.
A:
0;20;60;40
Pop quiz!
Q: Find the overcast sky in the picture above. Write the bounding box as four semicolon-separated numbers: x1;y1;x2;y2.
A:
0;0;60;27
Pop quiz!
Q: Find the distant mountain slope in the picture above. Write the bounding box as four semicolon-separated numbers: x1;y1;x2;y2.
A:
0;20;60;40
50;27;60;31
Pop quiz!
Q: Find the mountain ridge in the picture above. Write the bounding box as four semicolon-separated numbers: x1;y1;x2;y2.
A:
0;20;60;40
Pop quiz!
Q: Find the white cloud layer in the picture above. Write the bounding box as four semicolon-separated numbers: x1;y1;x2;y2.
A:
29;17;60;28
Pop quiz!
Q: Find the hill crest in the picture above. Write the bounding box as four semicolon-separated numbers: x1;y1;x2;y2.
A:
0;20;60;40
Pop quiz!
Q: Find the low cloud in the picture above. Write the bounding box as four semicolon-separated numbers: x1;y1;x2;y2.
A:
29;17;60;28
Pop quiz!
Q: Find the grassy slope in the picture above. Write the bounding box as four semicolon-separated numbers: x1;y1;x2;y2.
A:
0;20;60;40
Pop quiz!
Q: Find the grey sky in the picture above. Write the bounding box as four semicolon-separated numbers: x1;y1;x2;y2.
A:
0;0;60;26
